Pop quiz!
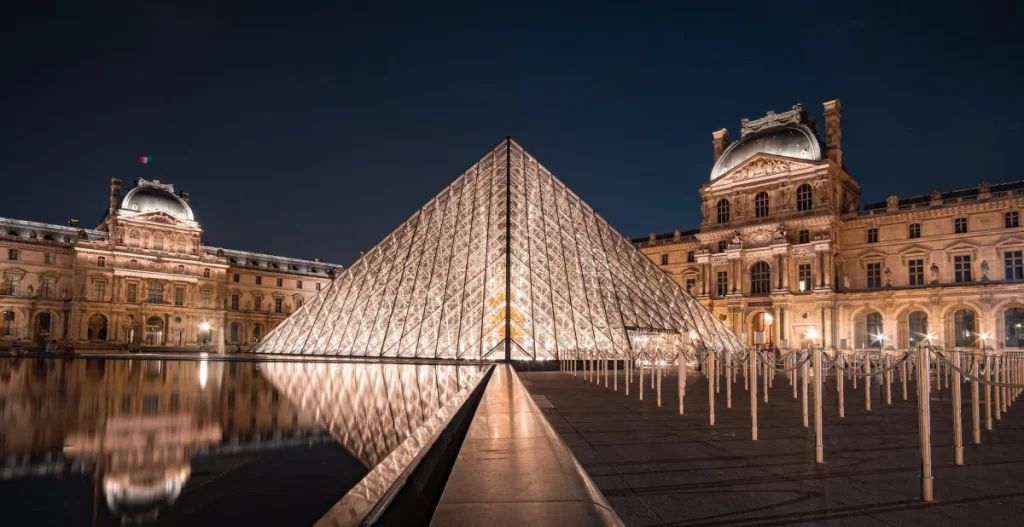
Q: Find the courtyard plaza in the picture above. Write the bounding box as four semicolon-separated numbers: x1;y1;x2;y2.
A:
521;357;1024;526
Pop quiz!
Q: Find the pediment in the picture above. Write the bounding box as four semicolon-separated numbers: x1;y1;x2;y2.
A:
994;236;1024;248
944;241;978;253
898;244;931;265
706;153;823;190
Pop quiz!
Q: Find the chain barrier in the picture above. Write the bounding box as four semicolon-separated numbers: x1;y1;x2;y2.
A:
932;350;1024;389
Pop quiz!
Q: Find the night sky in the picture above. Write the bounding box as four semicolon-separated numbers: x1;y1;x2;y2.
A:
4;2;1022;267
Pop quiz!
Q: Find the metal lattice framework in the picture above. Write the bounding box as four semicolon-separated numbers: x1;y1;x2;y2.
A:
253;138;744;359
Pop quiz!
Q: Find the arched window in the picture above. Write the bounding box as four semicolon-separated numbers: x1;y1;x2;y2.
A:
1005;308;1024;348
908;311;928;345
230;322;240;343
954;309;976;347
750;261;771;296
716;199;730;224
866;312;884;348
754;191;770;218
2;311;15;336
796;184;813;212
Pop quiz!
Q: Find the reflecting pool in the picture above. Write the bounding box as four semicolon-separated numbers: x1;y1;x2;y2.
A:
0;357;487;526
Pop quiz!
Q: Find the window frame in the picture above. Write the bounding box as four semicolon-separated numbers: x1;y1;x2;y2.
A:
754;191;770;218
1006;211;1019;229
908;259;925;286
867;262;882;289
716;271;729;298
954;254;972;283
796;184;813;212
749;261;771;296
908;223;921;239
1005;250;1023;281
954;217;968;234
716;199;730;224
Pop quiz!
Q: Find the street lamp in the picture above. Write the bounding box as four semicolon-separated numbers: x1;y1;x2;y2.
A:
806;327;819;342
198;321;211;332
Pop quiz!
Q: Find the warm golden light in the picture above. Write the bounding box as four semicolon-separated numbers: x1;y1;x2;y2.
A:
763;313;774;326
806;328;819;340
198;321;211;332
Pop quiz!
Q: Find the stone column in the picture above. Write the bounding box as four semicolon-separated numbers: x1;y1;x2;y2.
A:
782;255;790;289
824;252;833;289
775;254;783;289
733;258;741;294
772;305;781;346
163;313;170;345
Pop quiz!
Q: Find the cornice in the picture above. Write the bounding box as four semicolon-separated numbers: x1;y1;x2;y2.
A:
842;195;1024;225
113;268;199;284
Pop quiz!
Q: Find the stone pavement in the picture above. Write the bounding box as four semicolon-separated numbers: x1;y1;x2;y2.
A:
519;366;1024;526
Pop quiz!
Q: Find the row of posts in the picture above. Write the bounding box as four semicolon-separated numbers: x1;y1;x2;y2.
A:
557;343;1024;502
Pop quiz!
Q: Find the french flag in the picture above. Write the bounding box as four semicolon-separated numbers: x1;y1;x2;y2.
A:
139;156;151;165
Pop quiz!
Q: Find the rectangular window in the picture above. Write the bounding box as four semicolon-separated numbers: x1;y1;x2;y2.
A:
2;311;15;335
231;294;240;311
686;251;695;263
174;287;185;306
867;228;878;243
867;263;882;289
40;277;55;298
716;271;728;298
660;254;669;265
274;297;283;313
148;282;163;303
954;217;968;234
1007;212;1020;228
8;249;18;261
798;230;810;244
1005;251;1023;281
97;256;106;267
316;283;322;291
296;280;303;289
254;295;263;312
201;289;211;308
909;223;921;239
954;255;972;283
685;278;696;294
908;259;924;286
44;253;55;265
93;280;106;301
256;276;262;285
798;263;812;292
296;297;304;309
233;273;240;283
142;395;159;415
276;278;283;287
3;276;18;296
127;283;138;303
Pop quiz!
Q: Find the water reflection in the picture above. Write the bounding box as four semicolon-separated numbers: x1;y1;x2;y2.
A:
0;358;484;525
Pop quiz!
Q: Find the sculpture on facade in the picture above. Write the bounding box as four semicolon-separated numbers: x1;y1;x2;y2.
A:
930;263;940;284
981;260;990;281
701;199;711;222
884;267;892;288
842;272;851;291
773;224;787;241
731;232;742;246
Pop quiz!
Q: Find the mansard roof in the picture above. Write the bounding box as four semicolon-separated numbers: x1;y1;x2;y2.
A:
861;180;1024;212
0;217;107;245
203;245;341;277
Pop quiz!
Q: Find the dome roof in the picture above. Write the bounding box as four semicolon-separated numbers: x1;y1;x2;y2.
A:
710;124;822;181
121;182;194;221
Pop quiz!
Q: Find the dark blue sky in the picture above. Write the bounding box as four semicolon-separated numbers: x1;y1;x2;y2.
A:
4;2;1022;266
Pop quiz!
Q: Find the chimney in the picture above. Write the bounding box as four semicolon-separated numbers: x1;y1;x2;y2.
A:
68;219;78;228
109;178;122;217
712;128;730;162
180;191;190;203
823;99;842;166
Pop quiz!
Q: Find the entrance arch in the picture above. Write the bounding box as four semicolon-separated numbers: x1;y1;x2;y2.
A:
145;316;164;346
745;310;776;347
87;314;108;341
907;311;928;347
953;309;978;348
252;323;263;343
1006;308;1024;348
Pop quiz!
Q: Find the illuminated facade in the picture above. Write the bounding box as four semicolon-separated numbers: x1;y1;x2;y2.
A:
636;99;1024;351
255;139;744;359
0;178;338;351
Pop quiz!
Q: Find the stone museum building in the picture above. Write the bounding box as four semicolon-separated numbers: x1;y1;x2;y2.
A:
636;99;1024;351
0;178;337;351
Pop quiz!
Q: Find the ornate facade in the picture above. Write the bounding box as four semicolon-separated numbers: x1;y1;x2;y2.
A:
1;178;338;351
636;99;1024;351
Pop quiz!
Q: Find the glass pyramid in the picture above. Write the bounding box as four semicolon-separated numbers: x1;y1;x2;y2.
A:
252;138;744;360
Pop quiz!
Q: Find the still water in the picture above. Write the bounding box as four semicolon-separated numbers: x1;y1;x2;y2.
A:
0;357;486;526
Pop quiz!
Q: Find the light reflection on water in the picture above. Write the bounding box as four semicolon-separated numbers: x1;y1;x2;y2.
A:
0;357;485;525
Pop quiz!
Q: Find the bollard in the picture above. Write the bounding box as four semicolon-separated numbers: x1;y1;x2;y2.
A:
995;356;1002;422
838;352;845;418
639;357;645;401
709;352;716;426
972;353;981;444
952;350;964;465
750;352;758;440
985;355;993;431
726;351;733;409
865;354;872;411
763;352;769;404
802;357;809;428
917;341;934;501
814;347;824;463
657;358;663;407
903;356;909;401
678;350;685;415
793;353;799;400
886;355;892;406
614;353;618;392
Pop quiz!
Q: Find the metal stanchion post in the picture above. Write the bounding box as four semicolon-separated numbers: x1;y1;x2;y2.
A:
886;355;892;405
726;351;732;409
802;357;809;428
838;352;845;418
918;340;934;501
972;352;981;444
639;355;645;401
985;354;993;431
793;353;799;400
952;350;964;465
763;351;769;403
678;349;685;415
750;351;758;440
709;352;715;426
995;355;1002;422
814;346;824;463
903;355;909;401
614;352;618;392
865;353;872;411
